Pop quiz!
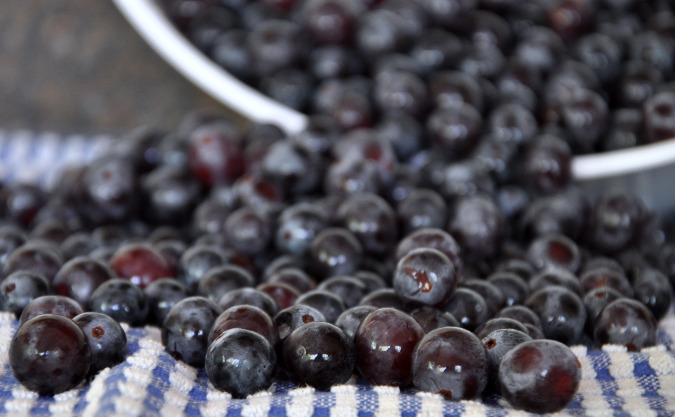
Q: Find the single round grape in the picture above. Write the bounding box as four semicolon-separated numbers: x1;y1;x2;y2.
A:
73;312;127;377
412;326;489;401
53;256;114;307
19;294;84;327
526;286;587;345
593;298;657;351
162;296;221;367
89;279;149;326
354;308;424;387
481;328;532;393
208;304;278;346
9;314;91;396
205;328;277;399
282;322;355;391
393;247;458;307
0;270;51;317
499;339;581;414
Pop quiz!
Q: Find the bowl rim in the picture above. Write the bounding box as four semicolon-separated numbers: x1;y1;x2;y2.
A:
112;0;675;182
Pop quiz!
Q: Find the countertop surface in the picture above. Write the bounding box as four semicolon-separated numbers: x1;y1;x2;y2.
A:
0;0;236;137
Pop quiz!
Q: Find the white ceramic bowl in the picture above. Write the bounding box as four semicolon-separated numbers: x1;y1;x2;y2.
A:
112;0;675;213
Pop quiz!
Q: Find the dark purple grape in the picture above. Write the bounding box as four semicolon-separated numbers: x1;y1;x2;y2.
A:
276;203;329;256
111;243;174;289
335;305;377;340
487;103;538;146
499;339;581;413
205;328;277;398
418;0;475;33
73;312;127;377
177;244;229;293
274;304;326;342
628;31;673;79
359;287;412;312
187;121;244;187
307;228;363;279
393;247;458;307
300;0;356;45
642;91;675;143
143;278;190;326
140;165;203;226
522;135;572;195
409;306;459;333
76;155;139;225
526;233;581;273
474;317;529;340
223;206;273;256
442;287;490;332
427;104;483;159
495;259;535;282
526;285;587;345
374;70;429;118
317;275;368;309
257;282;300;310
632;267;673;321
513;26;565;74
4;242;63;284
282;321;355;391
197;264;255;303
519;187;589;241
396;189;447;235
469;10;512;51
395;227;462;273
586;191;646;254
337;193;397;256
9;314;91;395
0;270;51;317
434;159;495;203
355;9;407;58
208;304;278;346
412;326;489;400
593;298;657;351
162;296;221;367
496;305;542;330
428;70;484;112
482;328;532;393
529;267;584;298
295;289;346;324
59;231;99;260
459;43;506;80
218;287;279;318
449;194;504;261
579;266;634;297
0;225;26;268
582;286;624;333
461;278;505;316
53;256;114;307
259;68;313;111
0;183;46;227
354;307;424;387
487;272;530;307
265;267;316;294
88;279;149;326
18;294;84;327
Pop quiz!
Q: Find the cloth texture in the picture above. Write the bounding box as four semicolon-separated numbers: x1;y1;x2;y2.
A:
2;311;675;417
1;130;675;416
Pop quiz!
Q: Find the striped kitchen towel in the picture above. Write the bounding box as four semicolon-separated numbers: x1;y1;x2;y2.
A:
1;310;675;417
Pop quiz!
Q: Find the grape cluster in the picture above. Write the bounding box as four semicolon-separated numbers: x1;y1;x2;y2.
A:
160;0;675;155
1;106;673;413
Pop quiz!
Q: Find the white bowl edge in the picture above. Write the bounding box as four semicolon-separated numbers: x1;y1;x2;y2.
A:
112;0;675;184
111;0;309;136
